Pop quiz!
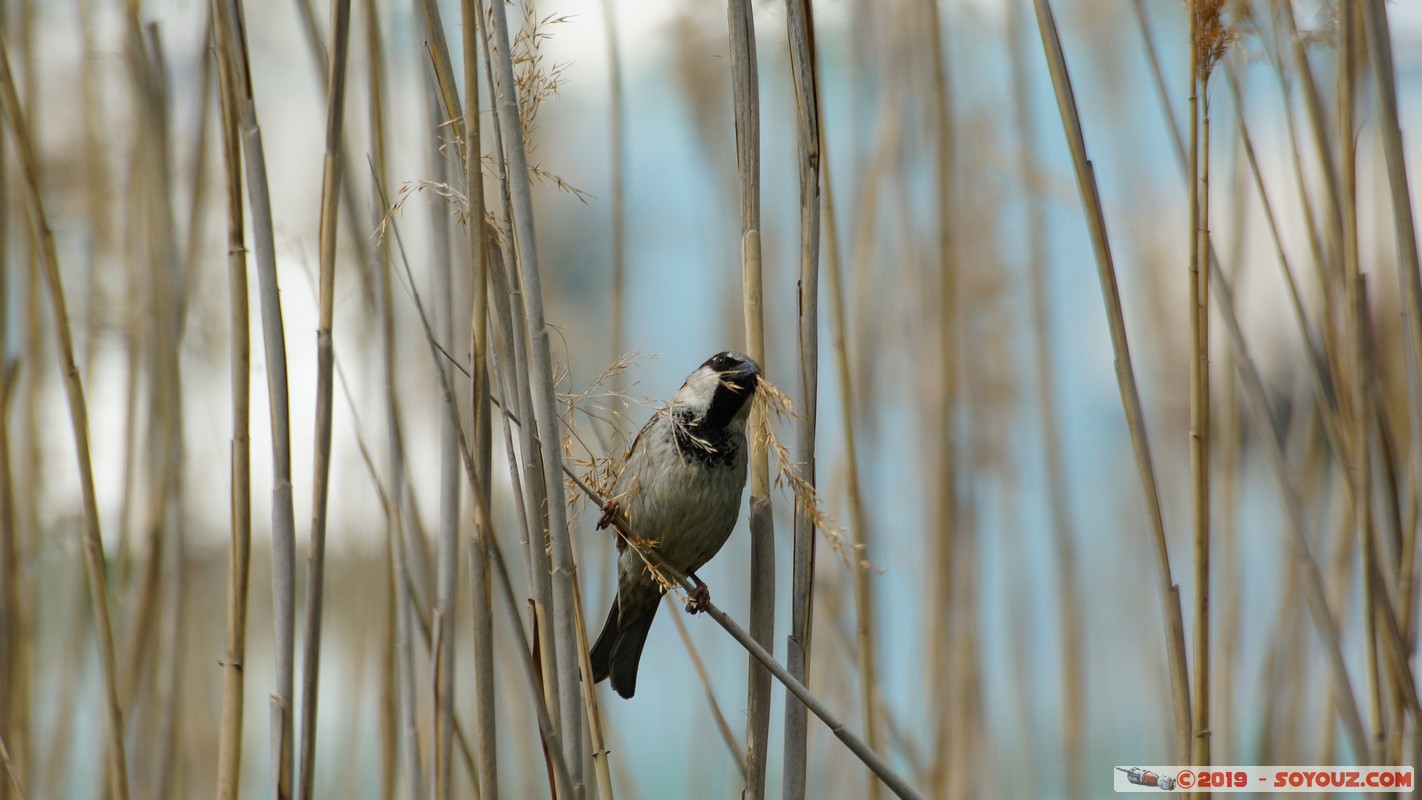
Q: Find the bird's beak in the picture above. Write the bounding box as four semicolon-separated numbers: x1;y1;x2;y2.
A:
721;361;760;384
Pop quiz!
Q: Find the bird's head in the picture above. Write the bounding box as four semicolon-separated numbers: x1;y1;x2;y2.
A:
671;351;761;431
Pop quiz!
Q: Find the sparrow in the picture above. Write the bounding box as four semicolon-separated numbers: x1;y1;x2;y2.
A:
589;351;761;698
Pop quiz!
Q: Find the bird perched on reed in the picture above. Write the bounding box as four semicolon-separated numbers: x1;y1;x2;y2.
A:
590;351;761;698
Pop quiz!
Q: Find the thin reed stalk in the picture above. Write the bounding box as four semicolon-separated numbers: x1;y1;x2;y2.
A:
0;361;14;800
705;585;915;795
921;2;964;793
212;9;252;796
820;88;882;800
1280;1;1343;249
595;13;628;789
571;568;615;800
0;34;131;800
781;1;821;796
154;461;186;800
481;200;543;625
1131;0;1186;178
386;494;423;800
79;0;112;385
180;15;217;287
1263;21;1338;370
462;0;497;795
141;25;196;799
0;734;23;800
1214;146;1251;763
211;0;301;792
602;0;627;395
474;16;562;759
1007;1;1082;792
725;1;774;794
413;0;465;145
482;4;585;787
376;179;574;797
1208;255;1370;759
1031;0;1192;763
483;322;558;794
1149;20;1394;740
404;18;471;795
40;613;83;791
484;179;558;735
1187;0;1219;777
1136;43;1383;758
1221;61;1344;461
289;0;374;299
16;0;43;604
1338;3;1383;761
666;596;747;779
422;59;464;800
1361;1;1422;658
0;1;16;786
118;18;188;800
361;4;426;793
1168;32;1404;749
296;0;352;796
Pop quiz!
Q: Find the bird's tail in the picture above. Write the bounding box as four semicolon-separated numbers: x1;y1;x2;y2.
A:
589;598;619;683
589;594;657;699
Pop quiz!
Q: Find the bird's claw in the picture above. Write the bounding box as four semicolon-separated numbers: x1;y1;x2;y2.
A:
596;500;621;531
685;577;711;615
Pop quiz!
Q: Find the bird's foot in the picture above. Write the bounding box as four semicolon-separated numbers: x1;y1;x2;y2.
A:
685;574;711;614
596;499;621;531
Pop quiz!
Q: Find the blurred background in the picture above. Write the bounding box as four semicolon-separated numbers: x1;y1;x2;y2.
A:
3;0;1422;797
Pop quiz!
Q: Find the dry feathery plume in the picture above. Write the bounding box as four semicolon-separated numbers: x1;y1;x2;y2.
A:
1194;0;1233;84
568;450;622;507
502;6;593;203
374;181;468;251
511;7;574;141
751;377;868;571
373;179;516;256
626;535;677;596
398;179;471;223
529;161;593;203
559;351;654;512
1225;0;1254;28
1296;4;1336;51
483;210;511;246
558;350;651;448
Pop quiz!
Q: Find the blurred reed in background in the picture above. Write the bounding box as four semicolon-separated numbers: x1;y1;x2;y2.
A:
0;0;1420;798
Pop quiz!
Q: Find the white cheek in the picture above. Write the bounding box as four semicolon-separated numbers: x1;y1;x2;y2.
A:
673;368;720;412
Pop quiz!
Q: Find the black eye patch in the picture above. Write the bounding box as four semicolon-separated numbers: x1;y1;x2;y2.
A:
702;352;732;371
